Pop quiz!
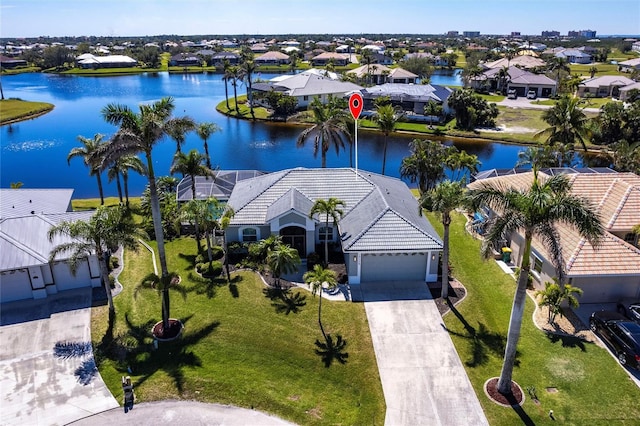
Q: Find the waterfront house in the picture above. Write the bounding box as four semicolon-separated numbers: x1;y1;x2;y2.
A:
255;51;290;65
75;53;137;69
347;65;418;85
577;75;636;98
359;83;453;117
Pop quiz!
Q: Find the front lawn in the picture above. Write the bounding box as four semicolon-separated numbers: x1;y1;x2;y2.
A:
91;237;385;425
428;212;640;425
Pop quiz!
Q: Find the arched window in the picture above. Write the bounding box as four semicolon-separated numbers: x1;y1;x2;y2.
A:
318;226;333;241
242;228;258;242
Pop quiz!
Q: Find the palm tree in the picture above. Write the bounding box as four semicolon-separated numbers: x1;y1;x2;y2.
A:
289;51;298;75
10;182;23;189
400;139;455;194
170;149;215;253
68;134;108;205
515;145;559;169
547;56;570;85
222;59;231;110
229;65;241;113
118;155;145;207
373;103;401;175
309;197;345;266
469;168;604;395
166;116;196;154
497;66;511;94
267;242;301;288
535;279;583;324
106;159;124;204
99;96;191;331
420;180;468;299
48;205;143;313
423;100;443;128
589;66;598;79
241;59;257;119
303;264;338;339
296;96;350;168
445;150;480;183
195;122;221;170
534;95;591;151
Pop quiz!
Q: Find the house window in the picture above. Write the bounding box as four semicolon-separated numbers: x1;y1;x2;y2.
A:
532;254;543;275
242;228;258;242
319;226;333;241
303;95;309;101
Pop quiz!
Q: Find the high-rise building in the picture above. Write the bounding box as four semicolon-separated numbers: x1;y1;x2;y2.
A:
447;31;459;36
510;32;521;37
463;31;480;37
568;30;597;38
541;30;560;37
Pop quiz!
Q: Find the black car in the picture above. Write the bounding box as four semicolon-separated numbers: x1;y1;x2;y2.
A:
590;310;640;369
617;302;640;324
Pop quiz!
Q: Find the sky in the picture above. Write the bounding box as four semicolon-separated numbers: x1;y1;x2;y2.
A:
1;0;639;38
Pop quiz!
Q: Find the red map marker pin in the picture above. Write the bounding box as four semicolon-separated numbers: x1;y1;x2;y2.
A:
349;93;363;120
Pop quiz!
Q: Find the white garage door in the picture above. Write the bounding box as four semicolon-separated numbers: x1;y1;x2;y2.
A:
361;253;427;282
0;270;33;303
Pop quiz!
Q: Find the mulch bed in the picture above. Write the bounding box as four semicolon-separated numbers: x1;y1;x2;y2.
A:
152;319;183;341
484;378;524;406
429;280;466;316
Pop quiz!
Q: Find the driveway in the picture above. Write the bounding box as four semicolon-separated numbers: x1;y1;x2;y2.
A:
0;288;118;426
359;281;489;426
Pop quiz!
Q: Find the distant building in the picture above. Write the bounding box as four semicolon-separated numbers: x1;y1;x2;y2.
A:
541;30;560;37
463;31;480;37
568;30;597;38
510;32;521;37
447;31;459;37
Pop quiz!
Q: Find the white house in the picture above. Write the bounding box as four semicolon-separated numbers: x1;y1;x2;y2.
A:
0;189;101;304
226;168;443;285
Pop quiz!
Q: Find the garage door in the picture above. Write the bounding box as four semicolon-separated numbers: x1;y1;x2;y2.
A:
0;270;33;303
361;253;427;282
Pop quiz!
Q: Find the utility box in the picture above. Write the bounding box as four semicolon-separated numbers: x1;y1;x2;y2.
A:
501;247;512;263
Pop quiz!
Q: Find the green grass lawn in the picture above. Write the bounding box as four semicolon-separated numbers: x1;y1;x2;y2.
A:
216;95;271;120
92;237;385;425
0;99;54;123
427;212;640;425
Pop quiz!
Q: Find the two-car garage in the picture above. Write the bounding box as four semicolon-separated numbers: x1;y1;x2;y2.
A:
360;252;432;282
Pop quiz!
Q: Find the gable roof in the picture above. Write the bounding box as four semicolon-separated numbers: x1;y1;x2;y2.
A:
227;168;442;253
468;169;640;277
176;170;266;202
579;75;636;88
361;83;453;103
258;73;362;98
483;55;546;69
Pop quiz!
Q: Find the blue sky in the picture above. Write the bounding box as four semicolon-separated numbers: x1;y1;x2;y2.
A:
1;0;639;38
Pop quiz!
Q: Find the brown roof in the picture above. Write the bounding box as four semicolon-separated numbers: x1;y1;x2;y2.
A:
469;170;640;277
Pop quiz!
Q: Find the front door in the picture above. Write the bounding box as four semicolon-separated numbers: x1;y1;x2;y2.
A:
280;226;306;257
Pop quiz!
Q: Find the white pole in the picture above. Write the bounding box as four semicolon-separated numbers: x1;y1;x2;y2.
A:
355;118;358;180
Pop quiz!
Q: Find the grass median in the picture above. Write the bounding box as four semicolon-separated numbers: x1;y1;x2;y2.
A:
428;212;640;425
91;236;385;425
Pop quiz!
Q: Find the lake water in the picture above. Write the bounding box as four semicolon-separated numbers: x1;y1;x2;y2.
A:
1;70;526;198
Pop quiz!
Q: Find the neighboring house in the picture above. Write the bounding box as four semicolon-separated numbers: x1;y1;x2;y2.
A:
0;55;27;68
618;57;640;73
310;52;350;67
176;170;266;204
468;168;640;303
370;52;394;65
250;43;268;53
632;41;640;53
169;53;202;67
577;75;636;98
619;82;640;102
0;189;101;304
75;54;137;69
403;52;450;67
252;72;362;109
255;51;290;65
359;83;454;116
226;168;443;284
470;66;557;97
555;48;592;64
210;51;241;66
482;55;546;70
347;65;418;85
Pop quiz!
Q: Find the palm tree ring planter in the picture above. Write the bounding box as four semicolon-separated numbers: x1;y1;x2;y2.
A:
152;318;184;341
484;377;524;407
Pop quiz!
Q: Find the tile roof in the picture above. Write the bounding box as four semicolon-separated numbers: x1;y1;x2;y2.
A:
228;168;442;252
176;170;266;202
580;75;635;88
469;170;640;276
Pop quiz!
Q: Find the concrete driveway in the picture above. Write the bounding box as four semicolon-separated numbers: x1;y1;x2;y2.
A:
0;288;118;426
360;281;489;426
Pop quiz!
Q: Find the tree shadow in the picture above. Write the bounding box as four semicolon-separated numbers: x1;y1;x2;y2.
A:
52;340;99;385
186;272;227;299
228;274;242;298
443;304;515;368
314;333;349;368
546;333;587;351
262;287;307;315
178;252;197;271
511;404;535;426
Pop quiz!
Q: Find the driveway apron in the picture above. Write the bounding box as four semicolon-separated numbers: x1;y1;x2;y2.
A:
0;288;118;426
361;281;489;426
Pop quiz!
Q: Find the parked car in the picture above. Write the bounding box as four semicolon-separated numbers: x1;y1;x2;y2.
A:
527;90;537;99
590;310;640;369
507;89;517;99
617;302;640;324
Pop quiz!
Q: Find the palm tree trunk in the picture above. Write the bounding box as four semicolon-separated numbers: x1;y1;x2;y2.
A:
224;79;230;110
190;181;202;253
146;153;170;329
441;216;450;299
223;229;231;282
497;235;532;395
116;173;123;204
318;292;327;340
324;218;330;266
123;174;130;207
203;141;212;169
96;173;105;206
99;251;114;312
233;81;239;113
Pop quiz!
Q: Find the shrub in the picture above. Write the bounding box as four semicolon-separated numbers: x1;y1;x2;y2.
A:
211;245;224;260
108;275;116;289
109;256;119;271
195;254;206;264
208;261;223;277
196;263;207;273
